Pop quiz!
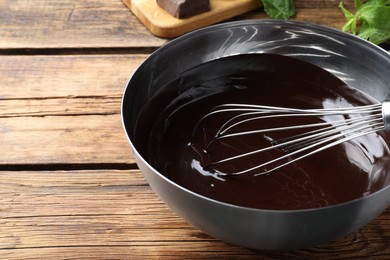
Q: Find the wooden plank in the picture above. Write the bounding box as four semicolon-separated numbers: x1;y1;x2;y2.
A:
3;0;387;259
0;55;143;165
0;55;147;99
0;246;263;260
0;96;121;118
238;2;354;30
0;0;166;49
0;169;389;258
0;0;354;49
0;170;158;217
0;169;147;187
288;2;351;29
124;0;262;38
0;114;134;165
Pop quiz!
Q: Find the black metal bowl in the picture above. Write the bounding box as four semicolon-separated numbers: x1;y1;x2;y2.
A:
122;20;390;250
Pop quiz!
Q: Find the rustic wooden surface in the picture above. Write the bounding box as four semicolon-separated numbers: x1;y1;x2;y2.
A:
0;0;389;259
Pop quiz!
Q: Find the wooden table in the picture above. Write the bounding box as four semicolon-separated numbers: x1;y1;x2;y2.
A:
1;0;389;258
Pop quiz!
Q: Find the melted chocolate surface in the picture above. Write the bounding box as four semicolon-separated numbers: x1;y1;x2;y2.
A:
140;54;390;210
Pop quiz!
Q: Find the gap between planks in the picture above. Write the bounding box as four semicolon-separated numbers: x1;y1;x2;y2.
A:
0;163;138;171
0;95;122;118
0;47;159;56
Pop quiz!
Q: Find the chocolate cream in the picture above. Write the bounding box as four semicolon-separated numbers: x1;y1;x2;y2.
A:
140;54;390;210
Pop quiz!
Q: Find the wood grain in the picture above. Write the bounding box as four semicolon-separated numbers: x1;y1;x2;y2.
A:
0;0;354;49
0;55;144;165
0;114;133;165
0;170;389;259
1;0;389;258
0;96;121;118
0;55;147;98
0;0;167;49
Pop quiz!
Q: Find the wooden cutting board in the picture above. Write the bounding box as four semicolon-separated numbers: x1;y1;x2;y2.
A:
122;0;262;38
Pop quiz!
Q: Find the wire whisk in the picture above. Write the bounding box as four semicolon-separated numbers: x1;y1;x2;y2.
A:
193;102;390;176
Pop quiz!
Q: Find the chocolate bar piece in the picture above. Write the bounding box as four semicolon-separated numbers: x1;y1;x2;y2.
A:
157;0;210;19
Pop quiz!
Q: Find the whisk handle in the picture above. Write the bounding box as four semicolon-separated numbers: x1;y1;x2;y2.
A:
382;101;390;132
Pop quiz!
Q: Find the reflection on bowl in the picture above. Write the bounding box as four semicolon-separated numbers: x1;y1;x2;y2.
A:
122;20;390;250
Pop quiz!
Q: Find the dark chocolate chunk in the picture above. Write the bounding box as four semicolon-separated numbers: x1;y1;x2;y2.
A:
157;0;210;19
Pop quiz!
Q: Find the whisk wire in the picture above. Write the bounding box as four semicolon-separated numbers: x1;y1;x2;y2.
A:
211;118;384;174
194;102;388;176
223;122;384;176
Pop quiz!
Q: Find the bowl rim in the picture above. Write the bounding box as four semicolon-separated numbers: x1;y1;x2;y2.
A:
122;19;390;213
141;19;390;73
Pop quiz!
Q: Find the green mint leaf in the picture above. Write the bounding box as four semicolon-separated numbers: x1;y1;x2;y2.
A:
363;0;390;6
358;5;390;44
339;0;390;45
262;0;295;20
354;0;362;9
339;2;357;33
339;2;355;20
